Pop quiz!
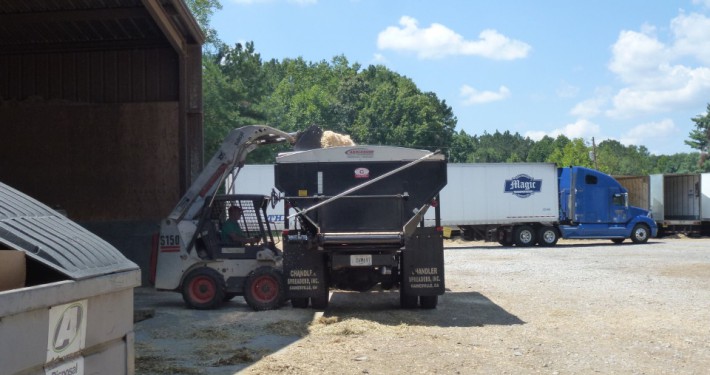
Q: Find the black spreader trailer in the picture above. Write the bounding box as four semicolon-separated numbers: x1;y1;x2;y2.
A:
274;145;447;309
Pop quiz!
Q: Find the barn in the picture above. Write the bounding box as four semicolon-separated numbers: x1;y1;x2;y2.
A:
0;0;205;285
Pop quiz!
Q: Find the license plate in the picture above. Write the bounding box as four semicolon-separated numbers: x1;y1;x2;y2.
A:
350;254;372;266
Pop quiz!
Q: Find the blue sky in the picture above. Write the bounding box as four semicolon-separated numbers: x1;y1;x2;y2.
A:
211;0;710;156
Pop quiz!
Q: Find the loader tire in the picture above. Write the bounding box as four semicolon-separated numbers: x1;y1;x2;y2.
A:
244;266;285;311
182;267;225;310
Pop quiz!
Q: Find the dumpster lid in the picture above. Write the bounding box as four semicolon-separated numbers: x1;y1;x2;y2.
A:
0;181;138;280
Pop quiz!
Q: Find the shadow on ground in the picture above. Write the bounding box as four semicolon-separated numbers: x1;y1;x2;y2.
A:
133;287;521;374
322;289;524;327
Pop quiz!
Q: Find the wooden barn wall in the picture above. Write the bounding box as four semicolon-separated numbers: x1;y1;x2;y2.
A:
0;47;183;221
0;48;178;103
0;102;179;221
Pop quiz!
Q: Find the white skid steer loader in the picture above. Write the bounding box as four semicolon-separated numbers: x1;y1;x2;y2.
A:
152;125;322;310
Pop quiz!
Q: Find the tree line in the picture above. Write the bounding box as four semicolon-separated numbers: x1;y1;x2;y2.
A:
190;0;710;175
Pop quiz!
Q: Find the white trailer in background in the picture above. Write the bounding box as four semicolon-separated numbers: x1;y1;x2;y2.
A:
652;173;710;235
616;173;710;235
430;163;558;228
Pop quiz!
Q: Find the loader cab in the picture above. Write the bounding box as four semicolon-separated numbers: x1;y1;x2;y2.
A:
194;194;279;259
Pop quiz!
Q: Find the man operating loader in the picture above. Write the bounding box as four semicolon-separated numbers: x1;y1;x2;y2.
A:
221;206;259;245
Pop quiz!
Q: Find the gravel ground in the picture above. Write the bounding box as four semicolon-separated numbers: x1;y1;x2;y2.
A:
134;237;710;374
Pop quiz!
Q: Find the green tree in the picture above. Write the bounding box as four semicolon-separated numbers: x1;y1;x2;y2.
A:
685;103;710;168
526;136;555;162
595;140;625;174
449;130;476;162
202;42;270;159
469;130;532;162
350;65;456;151
184;0;223;49
547;138;591;167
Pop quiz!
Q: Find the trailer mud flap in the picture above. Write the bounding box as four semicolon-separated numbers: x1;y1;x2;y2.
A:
402;227;444;296
283;241;326;299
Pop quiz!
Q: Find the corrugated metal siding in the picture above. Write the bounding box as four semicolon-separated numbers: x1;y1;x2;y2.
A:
0;0;162;48
0;0;141;14
0;48;178;102
0;181;138;280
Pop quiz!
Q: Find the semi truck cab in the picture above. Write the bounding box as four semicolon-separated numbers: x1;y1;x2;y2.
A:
558;166;658;242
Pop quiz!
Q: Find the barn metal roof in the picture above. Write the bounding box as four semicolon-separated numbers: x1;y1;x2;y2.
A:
0;181;138;280
0;0;204;54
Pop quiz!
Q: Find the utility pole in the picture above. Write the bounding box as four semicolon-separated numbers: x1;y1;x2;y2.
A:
591;137;598;170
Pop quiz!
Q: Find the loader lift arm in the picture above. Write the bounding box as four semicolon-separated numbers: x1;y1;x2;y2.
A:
168;125;314;223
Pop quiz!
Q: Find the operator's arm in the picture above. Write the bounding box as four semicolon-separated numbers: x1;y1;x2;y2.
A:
222;221;259;245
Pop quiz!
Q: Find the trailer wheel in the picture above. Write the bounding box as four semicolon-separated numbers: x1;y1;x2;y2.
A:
537;226;559;247
630;224;650;244
513;225;536;247
244;266;285;311
182;268;226;310
420;295;438;309
611;238;625;244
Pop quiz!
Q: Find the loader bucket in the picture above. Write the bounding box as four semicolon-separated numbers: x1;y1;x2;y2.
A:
292;125;324;151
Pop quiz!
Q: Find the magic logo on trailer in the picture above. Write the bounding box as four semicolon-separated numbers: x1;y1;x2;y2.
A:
504;174;542;198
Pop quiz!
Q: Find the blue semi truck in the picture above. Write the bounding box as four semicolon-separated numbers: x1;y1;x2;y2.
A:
440;163;658;246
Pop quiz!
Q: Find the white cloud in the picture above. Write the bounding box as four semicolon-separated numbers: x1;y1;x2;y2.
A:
619;118;678;146
525;131;548;141
460;84;511;105
608;30;668;85
670;12;710;64
608;65;710;118
692;0;710;9
371;53;387;64
557;119;601;139
525;119;600;140
570;97;607;118
377;16;531;60
605;12;710;118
